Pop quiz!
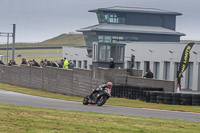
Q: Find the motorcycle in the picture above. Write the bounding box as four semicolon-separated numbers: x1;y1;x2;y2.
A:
83;88;111;106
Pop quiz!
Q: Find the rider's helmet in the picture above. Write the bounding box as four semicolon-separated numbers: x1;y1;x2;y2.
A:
107;82;113;89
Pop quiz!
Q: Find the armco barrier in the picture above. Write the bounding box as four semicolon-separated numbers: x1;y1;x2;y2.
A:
0;65;174;97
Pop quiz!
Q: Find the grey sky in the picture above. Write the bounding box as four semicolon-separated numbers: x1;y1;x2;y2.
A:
0;0;200;43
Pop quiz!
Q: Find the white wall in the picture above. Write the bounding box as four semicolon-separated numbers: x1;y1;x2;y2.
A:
62;42;200;91
62;46;92;69
125;42;200;91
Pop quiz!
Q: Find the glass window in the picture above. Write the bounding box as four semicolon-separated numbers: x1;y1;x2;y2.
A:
84;60;87;69
127;61;131;69
119;36;124;41
104;14;109;22
186;62;193;89
106;45;111;61
104;36;111;43
132;37;139;41
153;62;160;79
144;61;150;75
164;61;170;80
73;60;76;67
92;44;97;61
109;18;114;23
99;45;106;61
117;46;124;61
97;12;105;23
135;62;141;70
78;61;82;68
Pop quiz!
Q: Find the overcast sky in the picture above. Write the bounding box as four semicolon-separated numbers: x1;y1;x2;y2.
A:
0;0;200;43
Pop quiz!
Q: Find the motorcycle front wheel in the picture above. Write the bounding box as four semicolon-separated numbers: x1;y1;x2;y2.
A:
97;96;107;106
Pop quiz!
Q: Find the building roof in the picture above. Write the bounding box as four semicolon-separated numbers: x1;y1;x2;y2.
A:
89;6;182;15
77;23;185;36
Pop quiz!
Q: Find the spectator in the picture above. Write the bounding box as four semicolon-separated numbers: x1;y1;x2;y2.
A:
32;59;40;67
28;60;33;66
63;57;68;69
40;59;45;67
143;69;154;78
12;60;17;65
47;61;52;66
21;58;28;65
52;61;59;67
58;59;64;68
0;60;5;65
43;59;48;67
109;57;115;68
8;60;13;66
68;60;74;69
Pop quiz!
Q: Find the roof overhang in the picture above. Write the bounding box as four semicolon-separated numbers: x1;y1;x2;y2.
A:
89;6;182;16
77;24;185;36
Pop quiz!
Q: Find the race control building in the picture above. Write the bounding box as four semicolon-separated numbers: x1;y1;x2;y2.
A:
63;6;200;91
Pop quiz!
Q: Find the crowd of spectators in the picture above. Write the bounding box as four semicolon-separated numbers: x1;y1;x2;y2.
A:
0;58;74;69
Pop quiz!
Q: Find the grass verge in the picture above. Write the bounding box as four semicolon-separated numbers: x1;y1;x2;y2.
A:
0;104;200;133
0;83;200;113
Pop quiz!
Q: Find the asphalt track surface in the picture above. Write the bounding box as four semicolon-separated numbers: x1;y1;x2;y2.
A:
0;90;200;122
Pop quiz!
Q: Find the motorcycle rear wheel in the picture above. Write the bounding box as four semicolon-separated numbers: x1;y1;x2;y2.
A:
83;96;89;105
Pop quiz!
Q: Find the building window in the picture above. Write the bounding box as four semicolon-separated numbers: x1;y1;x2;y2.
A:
98;35;137;43
104;36;111;43
153;62;160;79
125;36;139;41
78;61;82;68
106;45;111;61
104;13;126;24
93;43;97;61
84;60;87;69
174;62;180;88
186;62;193;89
73;60;76;67
164;61;170;80
99;45;106;61
98;35;104;43
127;61;131;69
135;62;141;70
144;61;150;74
117;46;124;62
97;12;105;23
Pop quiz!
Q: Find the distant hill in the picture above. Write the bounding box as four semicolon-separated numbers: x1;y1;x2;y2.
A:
0;33;86;48
41;33;86;46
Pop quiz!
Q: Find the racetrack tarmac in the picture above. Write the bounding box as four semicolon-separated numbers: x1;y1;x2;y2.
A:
0;90;200;122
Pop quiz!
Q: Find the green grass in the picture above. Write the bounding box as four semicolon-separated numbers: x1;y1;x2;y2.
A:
0;83;200;113
0;49;63;64
0;49;62;55
0;104;200;133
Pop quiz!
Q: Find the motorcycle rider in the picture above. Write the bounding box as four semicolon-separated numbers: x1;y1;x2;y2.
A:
88;82;113;103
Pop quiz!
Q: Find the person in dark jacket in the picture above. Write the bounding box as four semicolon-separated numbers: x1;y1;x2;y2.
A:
21;58;28;65
143;69;154;78
32;59;40;67
0;60;5;65
109;58;115;68
68;60;74;69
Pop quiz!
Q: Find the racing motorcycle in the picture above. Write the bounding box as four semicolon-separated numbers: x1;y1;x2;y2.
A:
83;88;111;106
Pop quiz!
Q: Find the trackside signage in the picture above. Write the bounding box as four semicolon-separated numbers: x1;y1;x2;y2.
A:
177;42;195;78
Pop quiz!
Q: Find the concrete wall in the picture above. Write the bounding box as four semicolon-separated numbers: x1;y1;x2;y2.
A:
116;75;173;92
0;65;174;97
